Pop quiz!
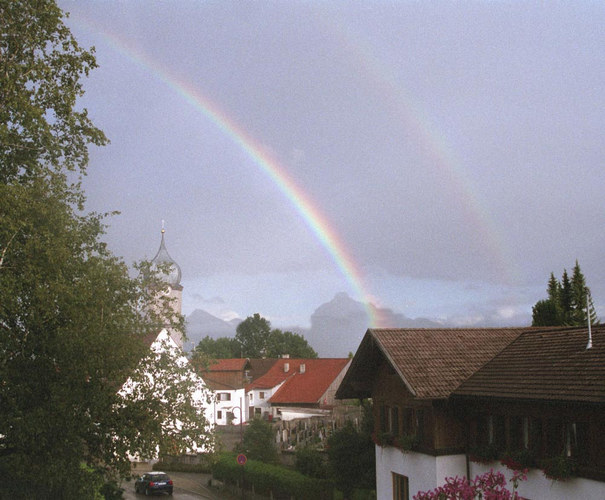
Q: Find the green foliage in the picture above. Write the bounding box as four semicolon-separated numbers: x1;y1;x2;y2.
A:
0;0;107;195
232;313;318;358
501;448;536;470
532;261;600;327
540;454;576;481
193;335;241;359
212;453;333;500
239;418;279;464
327;420;376;498
0;1;213;496
295;446;328;479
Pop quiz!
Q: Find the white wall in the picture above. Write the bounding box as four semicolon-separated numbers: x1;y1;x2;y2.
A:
213;389;246;425
375;446;466;498
470;460;605;500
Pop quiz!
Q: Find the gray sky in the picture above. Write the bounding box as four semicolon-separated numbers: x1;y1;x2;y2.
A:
60;1;605;328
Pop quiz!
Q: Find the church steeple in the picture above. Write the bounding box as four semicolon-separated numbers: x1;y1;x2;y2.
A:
151;224;182;289
150;223;184;347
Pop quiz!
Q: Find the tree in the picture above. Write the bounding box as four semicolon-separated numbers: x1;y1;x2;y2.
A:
326;402;375;499
193;335;241;360
0;0;107;194
0;2;213;497
531;299;560;327
234;313;317;358
235;313;272;358
532;262;599;327
239;418;278;464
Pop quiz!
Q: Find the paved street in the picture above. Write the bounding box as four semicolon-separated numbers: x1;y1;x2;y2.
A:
123;465;241;500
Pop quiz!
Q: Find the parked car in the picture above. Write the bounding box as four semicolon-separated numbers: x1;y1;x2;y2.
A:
134;471;173;496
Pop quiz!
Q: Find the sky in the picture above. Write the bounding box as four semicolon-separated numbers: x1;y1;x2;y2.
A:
59;1;605;330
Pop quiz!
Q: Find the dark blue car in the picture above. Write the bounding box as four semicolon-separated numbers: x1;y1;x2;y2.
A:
134;471;173;496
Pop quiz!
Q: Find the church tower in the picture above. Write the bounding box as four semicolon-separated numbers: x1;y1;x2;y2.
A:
151;225;184;348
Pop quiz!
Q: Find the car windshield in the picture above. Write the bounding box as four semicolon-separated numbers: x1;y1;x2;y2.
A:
150;474;169;481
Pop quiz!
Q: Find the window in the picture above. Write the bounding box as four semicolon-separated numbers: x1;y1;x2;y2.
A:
509;416;525;450
391;406;400;436
218;392;231;401
415;409;425;441
217;410;223;419
566;421;588;462
259;391;265;400
249;393;253;403
380;405;389;433
392;472;409;500
402;408;414;435
530;417;542;454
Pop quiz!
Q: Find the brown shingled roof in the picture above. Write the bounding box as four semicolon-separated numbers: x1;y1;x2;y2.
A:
337;328;525;400
454;325;605;403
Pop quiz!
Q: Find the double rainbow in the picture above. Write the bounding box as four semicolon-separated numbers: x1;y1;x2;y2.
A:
70;14;381;326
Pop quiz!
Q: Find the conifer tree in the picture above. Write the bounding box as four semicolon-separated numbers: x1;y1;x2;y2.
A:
532;262;599;327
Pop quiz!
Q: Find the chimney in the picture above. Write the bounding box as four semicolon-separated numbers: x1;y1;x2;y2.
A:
299;363;306;374
284;362;290;373
281;354;290;359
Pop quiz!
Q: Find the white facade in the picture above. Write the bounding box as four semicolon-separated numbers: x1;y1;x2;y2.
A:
375;446;466;499
376;446;605;500
247;382;285;419
471;460;605;500
120;329;215;457
212;388;247;426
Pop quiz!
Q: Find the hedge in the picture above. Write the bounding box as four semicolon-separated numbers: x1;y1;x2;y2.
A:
212;453;334;500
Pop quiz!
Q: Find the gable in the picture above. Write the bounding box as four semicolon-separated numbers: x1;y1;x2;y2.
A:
337;328;525;400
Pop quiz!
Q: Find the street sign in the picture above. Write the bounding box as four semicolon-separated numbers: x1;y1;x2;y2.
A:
236;453;247;466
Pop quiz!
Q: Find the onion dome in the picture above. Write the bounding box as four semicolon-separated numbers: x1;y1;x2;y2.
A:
151;228;182;287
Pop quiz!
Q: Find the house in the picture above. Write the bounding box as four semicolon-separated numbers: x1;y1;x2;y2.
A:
336;327;605;499
246;357;351;422
200;358;251;426
452;325;605;500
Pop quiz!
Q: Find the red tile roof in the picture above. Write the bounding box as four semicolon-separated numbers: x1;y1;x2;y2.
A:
337;328;525;400
246;359;308;390
454;325;605;403
247;358;350;404
269;359;350;404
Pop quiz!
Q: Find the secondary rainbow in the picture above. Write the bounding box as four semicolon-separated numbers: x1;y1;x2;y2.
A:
70;15;382;326
322;16;520;285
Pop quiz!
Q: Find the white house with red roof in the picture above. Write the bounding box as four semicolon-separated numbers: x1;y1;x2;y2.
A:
246;357;351;421
199;358;251;426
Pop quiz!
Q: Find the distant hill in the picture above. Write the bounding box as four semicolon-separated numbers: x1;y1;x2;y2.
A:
184;309;239;351
184;292;442;356
301;292;442;357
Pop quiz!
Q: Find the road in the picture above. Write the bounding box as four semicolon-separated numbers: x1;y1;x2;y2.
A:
122;470;240;500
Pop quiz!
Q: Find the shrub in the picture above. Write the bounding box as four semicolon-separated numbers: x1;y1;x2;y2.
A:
240;418;278;464
212;453;333;500
296;446;328;479
540;455;576;481
501;449;536;471
414;469;527;500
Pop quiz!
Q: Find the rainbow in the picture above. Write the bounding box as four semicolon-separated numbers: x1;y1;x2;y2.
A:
68;14;383;326
321;15;520;285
